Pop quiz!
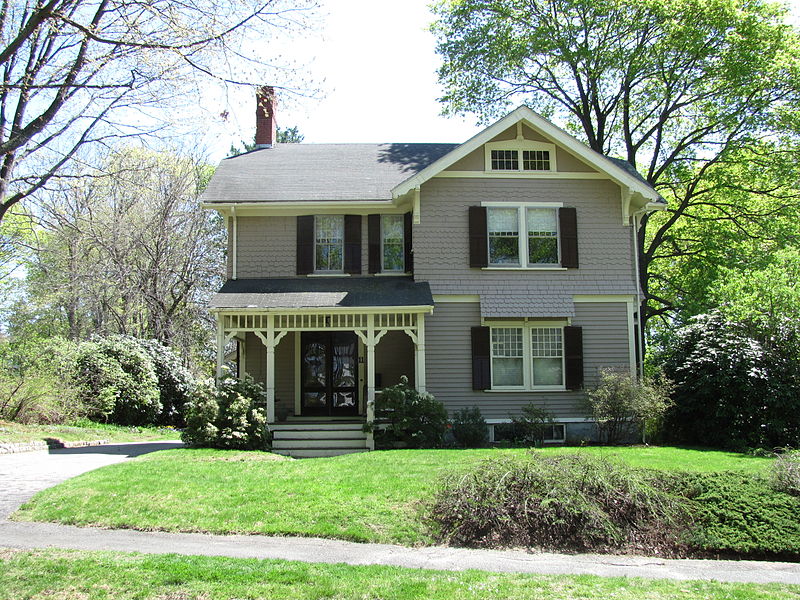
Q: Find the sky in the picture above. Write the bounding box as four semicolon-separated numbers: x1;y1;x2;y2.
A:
204;0;800;160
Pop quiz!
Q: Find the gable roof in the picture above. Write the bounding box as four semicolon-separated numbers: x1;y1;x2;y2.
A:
391;106;664;207
202;143;457;204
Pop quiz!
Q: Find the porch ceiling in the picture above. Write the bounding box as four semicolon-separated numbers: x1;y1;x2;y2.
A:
209;277;433;310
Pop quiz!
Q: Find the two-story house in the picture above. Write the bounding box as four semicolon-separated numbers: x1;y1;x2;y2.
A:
202;87;665;457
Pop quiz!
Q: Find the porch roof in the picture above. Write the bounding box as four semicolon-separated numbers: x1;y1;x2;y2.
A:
209;277;433;310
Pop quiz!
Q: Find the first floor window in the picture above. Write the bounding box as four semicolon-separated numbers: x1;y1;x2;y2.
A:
488;207;520;265
490;325;564;389
315;215;343;272
381;214;404;271
491;328;524;386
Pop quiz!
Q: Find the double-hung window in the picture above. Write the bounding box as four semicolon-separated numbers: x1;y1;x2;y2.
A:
381;214;404;272
487;205;559;267
315;215;344;272
490;324;565;390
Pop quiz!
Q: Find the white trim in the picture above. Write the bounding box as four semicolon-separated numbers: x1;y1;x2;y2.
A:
313;214;345;274
293;332;301;416
482;201;563;208
435;171;607;180
487;323;567;391
432;294;480;303
486;417;590;424
627;300;637;377
231;208;238;280
483;267;567;271
391;106;663;207
573;294;636;303
306;273;351;277
380;213;405;273
212;305;434;315
203;200;401;213
373;272;407;277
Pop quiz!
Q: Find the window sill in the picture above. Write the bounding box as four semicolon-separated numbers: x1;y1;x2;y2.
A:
482;266;567;271
307;273;350;277
483;387;568;393
374;271;409;277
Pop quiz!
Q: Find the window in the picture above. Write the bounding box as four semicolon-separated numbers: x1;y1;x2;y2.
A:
487;205;559;267
489;325;565;389
491;328;524;387
315;215;343;272
542;423;566;442
381;214;404;272
488;207;520;266
484;139;556;172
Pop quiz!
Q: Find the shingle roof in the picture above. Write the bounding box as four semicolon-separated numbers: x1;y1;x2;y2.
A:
202;143;458;204
210;277;433;310
605;157;666;203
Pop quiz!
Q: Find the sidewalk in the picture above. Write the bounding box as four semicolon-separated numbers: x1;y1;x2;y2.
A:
2;519;800;585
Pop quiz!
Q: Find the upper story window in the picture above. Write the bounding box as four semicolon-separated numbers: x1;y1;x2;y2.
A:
487;205;559;267
484;137;557;172
315;215;344;272
381;214;404;272
490;324;565;390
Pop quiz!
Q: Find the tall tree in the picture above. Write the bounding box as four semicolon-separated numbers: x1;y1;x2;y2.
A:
432;0;800;331
0;0;315;225
12;147;224;363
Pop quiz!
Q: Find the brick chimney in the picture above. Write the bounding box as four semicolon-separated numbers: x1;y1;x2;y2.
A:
255;86;277;149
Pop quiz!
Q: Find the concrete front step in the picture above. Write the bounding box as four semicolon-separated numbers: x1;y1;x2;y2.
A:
274;448;369;458
273;437;367;450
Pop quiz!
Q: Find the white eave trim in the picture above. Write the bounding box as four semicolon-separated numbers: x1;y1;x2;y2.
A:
202;199;405;216
391;106;663;204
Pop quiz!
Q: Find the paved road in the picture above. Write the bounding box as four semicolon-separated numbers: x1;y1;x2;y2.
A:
0;441;183;519
1;441;799;585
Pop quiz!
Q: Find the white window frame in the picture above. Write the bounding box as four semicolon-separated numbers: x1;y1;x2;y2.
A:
380;214;405;273
484;140;557;173
484;202;562;269
487;321;567;391
313;215;344;274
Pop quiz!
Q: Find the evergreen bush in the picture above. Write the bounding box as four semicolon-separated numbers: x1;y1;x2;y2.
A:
373;376;447;449
450;407;488;448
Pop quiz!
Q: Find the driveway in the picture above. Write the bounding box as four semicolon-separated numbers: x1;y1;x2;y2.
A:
0;441;183;519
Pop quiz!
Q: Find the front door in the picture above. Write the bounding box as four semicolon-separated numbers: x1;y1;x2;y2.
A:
300;332;359;416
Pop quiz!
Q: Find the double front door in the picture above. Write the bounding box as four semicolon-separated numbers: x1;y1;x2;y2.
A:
300;332;359;416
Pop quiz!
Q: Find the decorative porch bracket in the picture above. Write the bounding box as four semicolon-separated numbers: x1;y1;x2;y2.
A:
253;318;288;423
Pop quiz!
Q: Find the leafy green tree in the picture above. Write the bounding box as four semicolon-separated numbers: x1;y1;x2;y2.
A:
228;126;304;156
432;0;800;331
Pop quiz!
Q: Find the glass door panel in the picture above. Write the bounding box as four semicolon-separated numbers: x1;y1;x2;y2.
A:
300;332;359;416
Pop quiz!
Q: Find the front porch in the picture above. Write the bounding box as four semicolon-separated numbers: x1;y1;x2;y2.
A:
212;285;432;455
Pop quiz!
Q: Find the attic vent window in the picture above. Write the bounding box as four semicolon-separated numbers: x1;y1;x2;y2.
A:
523;150;551;171
485;140;557;172
491;150;519;170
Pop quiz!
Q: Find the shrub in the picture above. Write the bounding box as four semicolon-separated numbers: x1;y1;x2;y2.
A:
181;373;269;451
772;450;800;497
373;376;447;449
429;453;690;553
584;369;673;445
72;335;161;426
679;471;800;557
136;338;195;427
0;337;82;424
662;311;800;449
450;407;488;448
507;404;554;447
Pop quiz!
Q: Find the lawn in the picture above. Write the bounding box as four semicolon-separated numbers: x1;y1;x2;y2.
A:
0;419;180;445
13;446;776;546
1;548;798;600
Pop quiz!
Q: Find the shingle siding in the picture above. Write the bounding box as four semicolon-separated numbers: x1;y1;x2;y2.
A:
237;216;296;278
414;177;638;317
425;300;632;420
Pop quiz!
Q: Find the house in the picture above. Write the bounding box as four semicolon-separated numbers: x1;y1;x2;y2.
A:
201;87;665;457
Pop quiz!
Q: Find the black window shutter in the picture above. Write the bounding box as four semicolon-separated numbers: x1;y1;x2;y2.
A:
471;326;491;390
296;215;314;275
368;214;381;274
469;206;488;268
344;215;362;274
564;325;584;390
404;211;413;273
559;207;579;268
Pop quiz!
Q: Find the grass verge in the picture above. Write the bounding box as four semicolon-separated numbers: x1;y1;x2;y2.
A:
13;446;775;548
1;548;798;600
0;419;180;445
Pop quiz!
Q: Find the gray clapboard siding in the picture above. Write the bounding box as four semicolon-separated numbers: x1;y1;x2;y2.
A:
425;300;632;420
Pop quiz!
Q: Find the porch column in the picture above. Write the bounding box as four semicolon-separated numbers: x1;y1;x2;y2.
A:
215;315;224;383
365;314;377;451
254;315;287;424
415;313;427;392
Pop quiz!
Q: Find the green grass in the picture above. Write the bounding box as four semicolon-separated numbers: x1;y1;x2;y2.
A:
0;419;180;444
1;549;797;600
14;446;775;546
